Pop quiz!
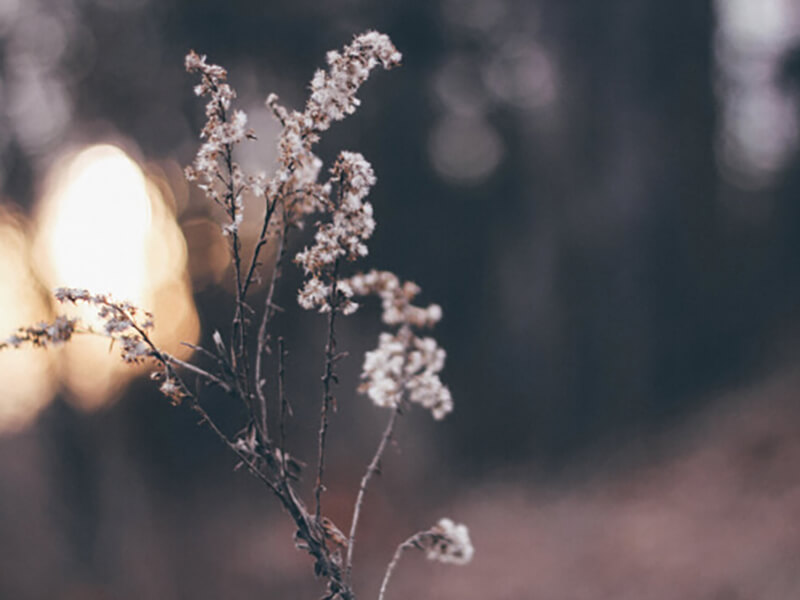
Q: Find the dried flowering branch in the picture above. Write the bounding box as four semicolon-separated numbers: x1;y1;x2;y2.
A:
184;51;254;378
0;288;155;363
3;31;472;600
0;316;78;351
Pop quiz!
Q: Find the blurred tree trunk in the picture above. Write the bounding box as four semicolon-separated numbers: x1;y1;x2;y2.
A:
480;0;719;464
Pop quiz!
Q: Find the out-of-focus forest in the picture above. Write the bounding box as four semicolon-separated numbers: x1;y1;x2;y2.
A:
1;0;800;598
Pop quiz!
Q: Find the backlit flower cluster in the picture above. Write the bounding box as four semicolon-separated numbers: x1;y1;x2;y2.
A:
2;288;155;364
342;270;453;420
184;51;254;236
1;315;77;350
421;519;474;566
295;152;377;314
55;287;155;363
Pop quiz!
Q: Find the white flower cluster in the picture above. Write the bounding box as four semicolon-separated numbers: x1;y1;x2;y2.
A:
184;51;254;236
307;31;402;131
345;270;442;328
265;93;328;221
266;31;401;224
295;152;377;314
359;328;452;420
341;271;453;420
184;32;400;244
54;287;155;363
423;518;474;566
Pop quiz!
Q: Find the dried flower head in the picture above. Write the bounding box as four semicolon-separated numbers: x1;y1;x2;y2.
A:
55;287;155;363
185;50;254;236
422;518;474;565
345;270;442;328
295;152;378;315
341;272;453;419
0;316;78;350
267;31;401;226
359;327;453;419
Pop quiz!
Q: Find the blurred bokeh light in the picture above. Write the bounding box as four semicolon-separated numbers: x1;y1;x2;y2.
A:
0;207;57;432
0;144;199;414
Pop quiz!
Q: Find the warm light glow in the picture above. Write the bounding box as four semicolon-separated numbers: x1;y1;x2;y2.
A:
0;209;57;432
31;144;199;409
37;145;153;301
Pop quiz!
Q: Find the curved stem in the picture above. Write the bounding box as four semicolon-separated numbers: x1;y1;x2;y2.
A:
345;407;400;585
378;534;420;600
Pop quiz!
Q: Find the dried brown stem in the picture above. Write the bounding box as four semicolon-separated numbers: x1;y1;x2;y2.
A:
223;142;246;361
241;193;281;301
254;219;289;441
277;336;291;479
314;261;341;520
345;406;400;584
378;534;423;600
164;354;231;393
159;336;350;598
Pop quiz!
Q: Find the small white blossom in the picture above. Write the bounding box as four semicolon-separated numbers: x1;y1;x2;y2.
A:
121;338;151;363
343;270;442;328
56;288;154;364
294;152;378;314
305;31;402;132
360;332;407;409
298;276;332;312
54;287;91;303
234;427;259;456
185;50;254;236
266;32;400;228
0;315;78;350
424;519;474;565
4;334;23;348
158;378;186;404
358;326;453;419
212;329;225;355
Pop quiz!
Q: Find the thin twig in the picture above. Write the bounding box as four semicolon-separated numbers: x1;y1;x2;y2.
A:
241;193;280;300
160;345;349;597
206;86;252;414
345;406;400;584
254;219;289;441
225;143;248;372
378;534;422;600
180;341;222;363
155;341;346;594
242;187;327;300
163;353;231;392
314;260;341;520
277;336;291;480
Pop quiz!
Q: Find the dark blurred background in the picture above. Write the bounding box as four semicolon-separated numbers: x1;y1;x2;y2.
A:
2;0;800;598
